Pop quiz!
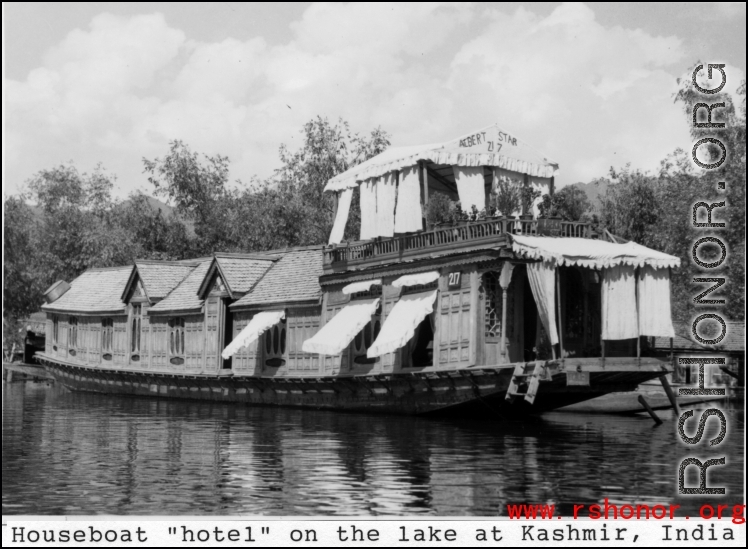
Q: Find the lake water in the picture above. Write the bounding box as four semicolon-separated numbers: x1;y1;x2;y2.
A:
2;381;744;516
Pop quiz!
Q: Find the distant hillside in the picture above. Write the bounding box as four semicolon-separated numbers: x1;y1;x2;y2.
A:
567;180;609;211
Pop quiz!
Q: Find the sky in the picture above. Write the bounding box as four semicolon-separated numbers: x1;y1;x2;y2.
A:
4;2;747;199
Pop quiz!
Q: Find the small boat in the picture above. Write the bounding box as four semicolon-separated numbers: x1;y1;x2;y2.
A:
34;123;683;417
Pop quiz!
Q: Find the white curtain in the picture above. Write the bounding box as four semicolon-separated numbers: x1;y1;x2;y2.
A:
328;188;353;244
359;179;377;240
526;261;559;345
222;311;284;359
376;172;397;238
453;166;486;212
367;290;437;358
394;165;423;233
638;266;675;337
602;264;638;340
302;298;380;356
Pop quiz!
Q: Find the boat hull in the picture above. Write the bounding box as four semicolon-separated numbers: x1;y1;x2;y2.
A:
36;353;672;417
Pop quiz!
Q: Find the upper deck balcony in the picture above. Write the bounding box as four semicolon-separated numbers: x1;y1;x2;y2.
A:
322;122;587;275
323;217;595;274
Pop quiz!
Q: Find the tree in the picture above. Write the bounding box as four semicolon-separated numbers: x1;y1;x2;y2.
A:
143;140;233;254
538;184;593;221
593;69;745;321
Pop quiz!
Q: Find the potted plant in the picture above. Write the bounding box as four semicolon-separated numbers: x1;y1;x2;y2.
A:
537;193;564;235
520;186;542;220
494;175;522;218
425;192;455;229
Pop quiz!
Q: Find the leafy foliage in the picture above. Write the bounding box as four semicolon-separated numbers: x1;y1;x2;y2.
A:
538;185;593;221
493;175;522;217
595;72;745;321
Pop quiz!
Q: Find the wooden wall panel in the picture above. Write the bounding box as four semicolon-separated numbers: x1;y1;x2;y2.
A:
287;307;321;375
112;317;128;365
204;298;220;373
231;312;259;375
150;317;169;370
184;314;204;372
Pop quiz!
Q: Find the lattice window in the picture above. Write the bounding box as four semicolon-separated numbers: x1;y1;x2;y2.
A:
483;272;502;339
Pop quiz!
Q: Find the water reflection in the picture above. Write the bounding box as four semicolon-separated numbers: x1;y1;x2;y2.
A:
2;382;744;516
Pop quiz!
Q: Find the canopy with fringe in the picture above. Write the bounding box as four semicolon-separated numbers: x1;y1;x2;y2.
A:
511;235;680;269
324;123;559;192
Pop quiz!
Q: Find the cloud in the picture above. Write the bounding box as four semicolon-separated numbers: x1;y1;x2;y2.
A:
6;3;705;197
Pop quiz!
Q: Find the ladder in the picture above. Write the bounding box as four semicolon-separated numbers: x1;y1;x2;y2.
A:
506;361;549;405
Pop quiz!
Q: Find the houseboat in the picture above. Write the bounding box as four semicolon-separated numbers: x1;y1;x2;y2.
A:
35;123;683;417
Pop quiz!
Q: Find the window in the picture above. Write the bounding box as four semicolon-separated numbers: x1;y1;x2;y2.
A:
131;304;142;353
351;300;382;365
101;318;114;353
169;317;185;356
483;271;502;339
69;317;78;348
264;318;287;363
52;316;59;344
411;312;435;367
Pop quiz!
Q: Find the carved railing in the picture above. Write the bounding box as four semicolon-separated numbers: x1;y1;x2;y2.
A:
323;218;595;273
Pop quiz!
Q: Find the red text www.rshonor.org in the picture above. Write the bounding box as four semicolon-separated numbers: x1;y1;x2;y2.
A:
506;500;746;524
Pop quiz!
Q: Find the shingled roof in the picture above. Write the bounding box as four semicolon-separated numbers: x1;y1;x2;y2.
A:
653;321;745;353
124;261;197;303
148;259;212;314
41;266;132;315
198;254;277;299
230;248;323;308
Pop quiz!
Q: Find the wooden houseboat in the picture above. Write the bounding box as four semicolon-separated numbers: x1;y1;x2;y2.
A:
35;123;683;417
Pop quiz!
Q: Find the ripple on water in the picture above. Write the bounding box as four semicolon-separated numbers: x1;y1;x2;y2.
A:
2;382;744;516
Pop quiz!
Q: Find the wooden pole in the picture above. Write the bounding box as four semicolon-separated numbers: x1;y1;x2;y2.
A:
500;288;508;358
638;395;663;425
601;270;605;365
635;267;640;359
419;161;428;230
659;375;680;415
556;268;564;360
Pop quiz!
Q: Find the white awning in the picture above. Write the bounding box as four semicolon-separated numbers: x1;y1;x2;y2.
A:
222;310;284;359
302;298;380;355
511;235;680;269
392;271;440;288
324;123;559;192
367;290;437;358
342;279;382;295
